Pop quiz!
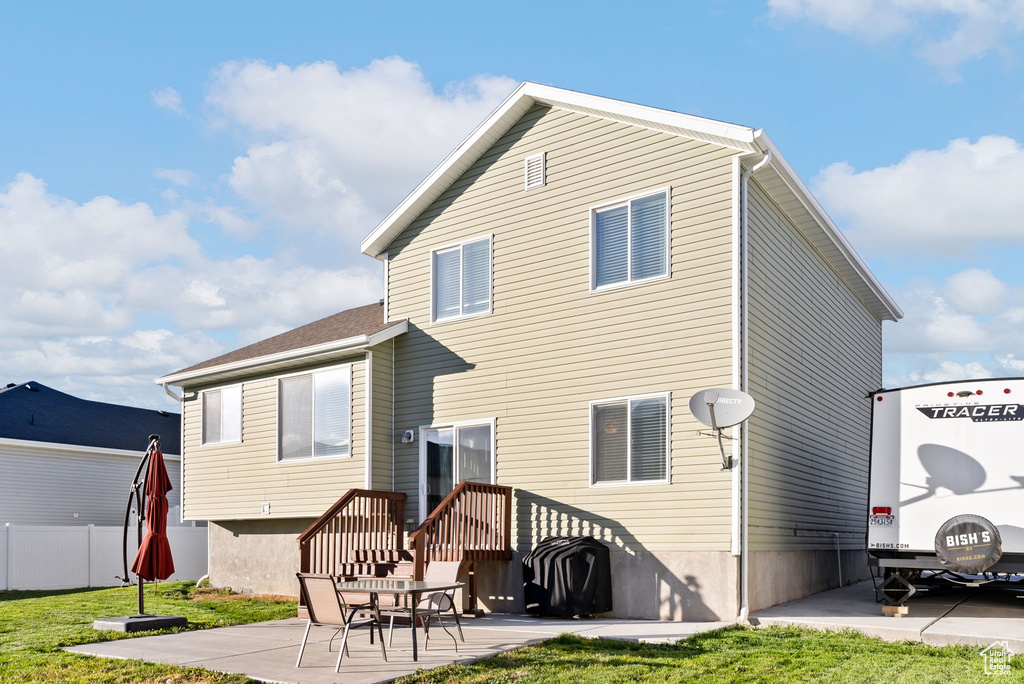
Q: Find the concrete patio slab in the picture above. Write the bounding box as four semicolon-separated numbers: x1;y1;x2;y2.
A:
752;579;1024;651
67;614;730;684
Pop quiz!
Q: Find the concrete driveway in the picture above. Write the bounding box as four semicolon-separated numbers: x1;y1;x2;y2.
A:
67;614;730;684
752;579;1024;651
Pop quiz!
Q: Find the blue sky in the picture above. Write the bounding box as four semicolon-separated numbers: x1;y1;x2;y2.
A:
3;0;1024;410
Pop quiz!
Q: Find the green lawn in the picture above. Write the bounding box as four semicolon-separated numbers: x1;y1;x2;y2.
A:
0;582;295;683
2;584;1018;683
398;627;1021;684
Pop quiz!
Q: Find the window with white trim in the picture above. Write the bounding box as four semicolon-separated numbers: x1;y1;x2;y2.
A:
202;385;242;445
278;366;351;461
591;394;669;484
432;236;491;322
592;190;669;289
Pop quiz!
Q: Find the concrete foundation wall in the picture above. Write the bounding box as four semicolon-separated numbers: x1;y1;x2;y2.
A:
209;518;313;596
208;519;869;619
749;549;870;612
476;550;739;621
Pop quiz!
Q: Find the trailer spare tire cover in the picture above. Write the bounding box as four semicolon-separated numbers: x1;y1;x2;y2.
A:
934;515;1002;574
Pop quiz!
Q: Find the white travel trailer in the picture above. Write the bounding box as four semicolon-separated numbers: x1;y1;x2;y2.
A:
868;378;1024;587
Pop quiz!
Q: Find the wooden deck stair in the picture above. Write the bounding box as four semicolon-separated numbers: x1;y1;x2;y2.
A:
297;482;513;617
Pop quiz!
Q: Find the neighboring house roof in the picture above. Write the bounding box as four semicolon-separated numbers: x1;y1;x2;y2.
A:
156;301;408;387
0;382;180;454
360;82;902;322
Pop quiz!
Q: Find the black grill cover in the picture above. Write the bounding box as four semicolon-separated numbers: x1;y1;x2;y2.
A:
523;536;612;616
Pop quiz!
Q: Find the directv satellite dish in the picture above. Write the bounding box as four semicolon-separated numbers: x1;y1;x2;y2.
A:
688;388;756;470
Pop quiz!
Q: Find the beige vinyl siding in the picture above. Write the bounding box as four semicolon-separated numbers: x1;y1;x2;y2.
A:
369;341;395;491
0;443;182;526
387;104;738;554
181;356;368;520
745;179;882;552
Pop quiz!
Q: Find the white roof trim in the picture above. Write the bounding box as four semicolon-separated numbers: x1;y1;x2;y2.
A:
155;320;409;386
0;436;180;460
359;82;900;321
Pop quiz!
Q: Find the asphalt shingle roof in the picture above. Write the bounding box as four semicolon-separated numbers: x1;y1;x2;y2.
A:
0;382;181;454
169;301;394;376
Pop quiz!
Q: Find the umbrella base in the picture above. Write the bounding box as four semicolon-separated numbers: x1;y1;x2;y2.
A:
93;615;188;633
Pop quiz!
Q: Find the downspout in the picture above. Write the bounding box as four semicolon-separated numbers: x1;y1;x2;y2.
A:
163;382;210;588
737;148;771;624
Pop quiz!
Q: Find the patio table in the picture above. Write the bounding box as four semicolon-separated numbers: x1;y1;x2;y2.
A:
337;578;464;662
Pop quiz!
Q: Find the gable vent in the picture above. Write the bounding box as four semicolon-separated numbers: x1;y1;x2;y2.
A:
524;153;546;190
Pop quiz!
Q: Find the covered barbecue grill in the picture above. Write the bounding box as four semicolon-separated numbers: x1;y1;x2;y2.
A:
523;536;612;617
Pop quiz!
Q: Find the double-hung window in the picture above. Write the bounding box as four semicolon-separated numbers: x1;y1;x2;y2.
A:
592;189;669;289
432;236;491;322
202;385;242;445
591;393;669;485
278;366;351;461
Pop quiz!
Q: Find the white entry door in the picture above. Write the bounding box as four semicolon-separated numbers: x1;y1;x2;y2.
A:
419;420;494;520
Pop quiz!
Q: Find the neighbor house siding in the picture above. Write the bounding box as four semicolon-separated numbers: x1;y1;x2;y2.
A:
181;355;368;521
745;178;882;552
386;104;739;554
0;443;182;526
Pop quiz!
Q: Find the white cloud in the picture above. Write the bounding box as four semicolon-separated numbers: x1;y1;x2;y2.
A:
943;268;1007;314
997;353;1024;372
887;359;994;388
0;172;382;408
768;0;1024;79
154;168;197;187
152;86;184;114
814;136;1024;256
206;57;517;236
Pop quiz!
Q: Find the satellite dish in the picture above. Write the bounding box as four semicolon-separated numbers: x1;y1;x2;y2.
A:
689;388;756;429
688;388;756;470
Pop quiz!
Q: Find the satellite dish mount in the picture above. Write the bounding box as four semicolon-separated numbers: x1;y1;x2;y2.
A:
688;389;756;471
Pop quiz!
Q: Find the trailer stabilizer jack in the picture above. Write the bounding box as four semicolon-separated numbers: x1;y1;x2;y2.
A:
878;573;916;608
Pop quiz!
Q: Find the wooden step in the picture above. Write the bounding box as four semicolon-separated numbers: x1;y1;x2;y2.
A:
351;549;414;563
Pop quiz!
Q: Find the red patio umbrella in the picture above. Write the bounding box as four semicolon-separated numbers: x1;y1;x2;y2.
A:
130;449;175;581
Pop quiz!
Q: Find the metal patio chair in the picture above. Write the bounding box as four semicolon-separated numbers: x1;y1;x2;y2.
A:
384;561;465;651
295;573;387;672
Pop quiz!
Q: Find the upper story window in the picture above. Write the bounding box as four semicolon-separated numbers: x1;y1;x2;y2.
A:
591;393;669;485
432;235;492;323
592;189;670;290
202;385;242;445
278;366;351;461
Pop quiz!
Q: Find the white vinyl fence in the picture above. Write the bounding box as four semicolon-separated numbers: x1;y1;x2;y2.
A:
1;523;207;591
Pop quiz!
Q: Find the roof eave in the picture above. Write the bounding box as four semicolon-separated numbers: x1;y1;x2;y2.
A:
155;320;409;387
360;82;760;259
751;131;903;322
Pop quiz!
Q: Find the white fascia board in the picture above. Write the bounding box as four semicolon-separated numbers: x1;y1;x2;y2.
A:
360;83;536;258
154;321;408;387
360;82;759;258
0;436;181;460
752;131;903;322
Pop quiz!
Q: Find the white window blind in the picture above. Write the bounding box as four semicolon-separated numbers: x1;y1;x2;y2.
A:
592;395;668;484
524;153;546;189
432;236;491;321
202;385;242;445
313;368;350;458
279;367;350;461
593;190;668;288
